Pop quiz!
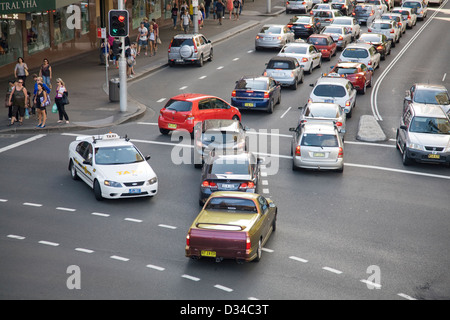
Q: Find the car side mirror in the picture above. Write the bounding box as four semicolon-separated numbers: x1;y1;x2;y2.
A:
400;125;407;130
145;155;151;161
257;157;264;164
289;127;297;132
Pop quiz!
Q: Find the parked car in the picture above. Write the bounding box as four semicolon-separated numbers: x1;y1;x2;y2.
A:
263;56;305;89
68;133;158;201
392;7;418;28
326;61;373;94
313;9;344;26
186;191;277;263
352;4;382;25
368;19;401;46
298;102;347;135
307;34;338;60
396;104;450;166
168;34;213;67
331;16;361;40
308;76;357;117
339;43;381;71
287;15;323;39
321;25;352;50
381;13;407;35
255;24;295;50
231;76;282;113
357;32;392;60
199;151;262;205
286;0;314;14
330;0;355;15
289;122;345;172
403;83;450;115
193;119;249;168
402;0;428;20
277;42;322;74
158;94;241;135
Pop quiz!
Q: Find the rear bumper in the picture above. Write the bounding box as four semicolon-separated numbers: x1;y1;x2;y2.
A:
158;117;194;133
293;156;344;170
186;246;254;262
255;39;283;49
231;98;270;110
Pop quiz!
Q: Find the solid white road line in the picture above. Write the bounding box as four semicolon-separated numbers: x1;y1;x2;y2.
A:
397;293;417;300
0;134;46;154
179;86;188;90
322;267;343;275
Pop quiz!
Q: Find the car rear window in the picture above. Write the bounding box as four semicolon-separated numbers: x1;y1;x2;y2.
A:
314;11;333;18
360;34;382;42
334;66;357;74
323;27;343;34
210;159;250;175
409;117;450;135
205;197;258;213
165;99;193;112
402;2;421;9
306;106;339;118
342;48;369;58
393;10;409;19
313;84;346;97
355;5;372;12
236;79;268;90
260;26;282;34
281;45;307;54
332;18;351;25
171;38;194;47
293;16;311;24
267;60;294;69
301;133;339;147
308;37;328;46
372;22;392;29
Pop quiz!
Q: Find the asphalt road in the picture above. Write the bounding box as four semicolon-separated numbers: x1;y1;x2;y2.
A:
1;3;449;301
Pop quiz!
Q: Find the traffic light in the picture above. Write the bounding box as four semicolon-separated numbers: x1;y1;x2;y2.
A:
108;10;128;37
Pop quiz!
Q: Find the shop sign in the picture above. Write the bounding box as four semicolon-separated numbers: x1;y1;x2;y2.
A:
0;0;56;14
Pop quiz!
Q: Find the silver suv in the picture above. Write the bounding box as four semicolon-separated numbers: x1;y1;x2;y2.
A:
168;34;213;67
396;104;450;166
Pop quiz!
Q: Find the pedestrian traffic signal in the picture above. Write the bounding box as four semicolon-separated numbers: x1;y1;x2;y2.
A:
108;10;129;37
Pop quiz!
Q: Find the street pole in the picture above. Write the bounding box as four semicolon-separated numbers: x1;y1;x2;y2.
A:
267;0;271;14
193;0;199;34
118;0;127;112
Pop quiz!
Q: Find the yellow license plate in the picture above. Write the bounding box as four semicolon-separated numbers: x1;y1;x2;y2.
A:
313;152;325;157
428;154;440;159
244;103;254;107
168;123;177;129
201;250;216;257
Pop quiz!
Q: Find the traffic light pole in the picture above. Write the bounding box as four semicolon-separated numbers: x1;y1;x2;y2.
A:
118;0;127;113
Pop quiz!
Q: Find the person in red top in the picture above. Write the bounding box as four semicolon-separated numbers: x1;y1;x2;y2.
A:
151;19;159;53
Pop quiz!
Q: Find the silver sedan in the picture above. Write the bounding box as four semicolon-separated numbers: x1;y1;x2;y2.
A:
298;102;346;136
321;26;352;50
255;24;295;50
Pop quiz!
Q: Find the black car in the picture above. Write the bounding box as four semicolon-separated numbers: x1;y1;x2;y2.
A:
193;119;248;168
287;15;322;39
357;32;391;60
199;151;262;205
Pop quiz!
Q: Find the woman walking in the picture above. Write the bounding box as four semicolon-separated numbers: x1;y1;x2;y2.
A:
171;3;179;29
14;57;28;86
34;83;48;128
39;58;52;88
8;79;28;126
148;24;155;56
226;0;233;19
54;78;69;124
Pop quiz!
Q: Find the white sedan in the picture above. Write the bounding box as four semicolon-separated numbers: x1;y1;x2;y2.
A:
331;17;361;40
68;133;158;200
277;43;322;74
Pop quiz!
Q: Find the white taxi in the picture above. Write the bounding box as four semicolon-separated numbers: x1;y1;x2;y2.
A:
68;133;158;201
277;42;322;74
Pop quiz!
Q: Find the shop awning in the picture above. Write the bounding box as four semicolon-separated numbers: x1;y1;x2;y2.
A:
0;0;77;14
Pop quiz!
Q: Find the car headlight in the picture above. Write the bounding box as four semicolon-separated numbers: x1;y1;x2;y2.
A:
104;180;122;188
407;142;423;151
148;177;158;185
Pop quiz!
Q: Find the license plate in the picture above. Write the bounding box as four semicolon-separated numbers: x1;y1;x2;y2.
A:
201;250;216;257
129;188;141;194
264;37;271;41
222;184;235;189
176;59;183;63
168;123;177;129
313;152;325;157
428;154;440;159
324;99;334;103
244;103;254;107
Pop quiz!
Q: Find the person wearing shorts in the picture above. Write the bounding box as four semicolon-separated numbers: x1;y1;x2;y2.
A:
8;79;28;126
137;22;148;56
233;0;241;20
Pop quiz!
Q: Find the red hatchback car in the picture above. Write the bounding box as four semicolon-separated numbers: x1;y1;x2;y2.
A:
325;61;373;94
307;34;337;60
158;94;242;135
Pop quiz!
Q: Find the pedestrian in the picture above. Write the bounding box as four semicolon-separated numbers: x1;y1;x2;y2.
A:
33;83;48;128
233;0;241;20
136;22;148;56
112;37;122;68
33;75;50;116
205;0;211;19
5;80;14;121
226;0;233;19
180;1;188;30
151;19;159;53
126;42;137;78
54;78;69;124
198;4;205;29
148;24;156;56
39;58;52;89
181;10;191;33
171;3;179;29
8;79;28;126
14;57;28;86
215;0;224;25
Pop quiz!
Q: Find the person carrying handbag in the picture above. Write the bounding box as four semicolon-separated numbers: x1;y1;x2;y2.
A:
54;78;69;124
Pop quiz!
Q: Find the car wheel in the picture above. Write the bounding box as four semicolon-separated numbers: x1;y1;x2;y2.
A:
267;100;274;114
209;48;213;61
277;93;281;105
272;212;277;232
94;180;103;201
291;78;298;90
254;239;262;262
69;160;79;180
197;54;203;67
307;64;313;74
359;82;366;95
232;115;240;121
391;40;395;48
336;165;344;173
159;128;170;135
317;57;322;69
402;146;413;166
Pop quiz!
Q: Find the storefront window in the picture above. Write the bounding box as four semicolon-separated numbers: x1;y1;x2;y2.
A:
27;12;51;55
53;8;75;46
132;0;147;29
79;1;90;35
0;19;24;67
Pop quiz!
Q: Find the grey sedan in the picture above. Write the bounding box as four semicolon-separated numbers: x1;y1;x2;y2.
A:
264;56;304;90
321;25;352;50
255;24;295;50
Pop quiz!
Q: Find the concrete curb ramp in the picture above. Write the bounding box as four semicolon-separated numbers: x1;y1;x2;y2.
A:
356;115;387;142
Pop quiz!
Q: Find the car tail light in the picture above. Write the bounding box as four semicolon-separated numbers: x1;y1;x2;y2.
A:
307;98;313;103
246;232;251;254
305;25;311;28
202;180;217;189
310;10;313;15
390;29;394;33
290;72;295;77
263;71;267;76
168;39;173;52
287;24;293;28
345;100;351;107
302;1;306;4
368;61;372;66
408;15;411;19
186;232;190;246
264;91;270;98
336;121;343;127
338;147;344;158
352;12;355;16
377;45;384;51
232;90;236;97
399;22;402;27
295;145;301;156
370;10;374;16
368;28;372;32
256;35;260;40
338;36;343;40
193;40;198;53
239;182;255;190
277;36;282;40
301;57;308;62
186;114;195;121
286;1;290;4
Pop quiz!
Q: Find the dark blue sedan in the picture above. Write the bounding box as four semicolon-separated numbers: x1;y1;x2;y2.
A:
231;76;281;114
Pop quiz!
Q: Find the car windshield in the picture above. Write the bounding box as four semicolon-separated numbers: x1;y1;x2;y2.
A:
360;34;382;42
165;99;192;112
95;146;144;165
171;38;194;47
301;133;339;147
267;60;294;69
413;89;450;105
333;18;351;25
306;106;339;118
313;84;347;97
205;197;258;213
260;26;282;34
402;2;421;9
323;27;343;34
236;79;268;90
210;159;250;175
342;48;369;58
281;45;307;54
334;66;358;74
293;17;311;23
372;22;392;29
309;37;328;45
409;117;450;135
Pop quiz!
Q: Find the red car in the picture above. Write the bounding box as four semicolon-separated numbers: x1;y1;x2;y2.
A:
307;34;337;60
158;94;241;135
325;62;373;94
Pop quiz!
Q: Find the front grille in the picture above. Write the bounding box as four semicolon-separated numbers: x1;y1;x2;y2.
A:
121;191;149;197
424;147;444;152
123;181;145;187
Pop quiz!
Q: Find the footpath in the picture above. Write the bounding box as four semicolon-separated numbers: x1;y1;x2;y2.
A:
0;0;286;134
